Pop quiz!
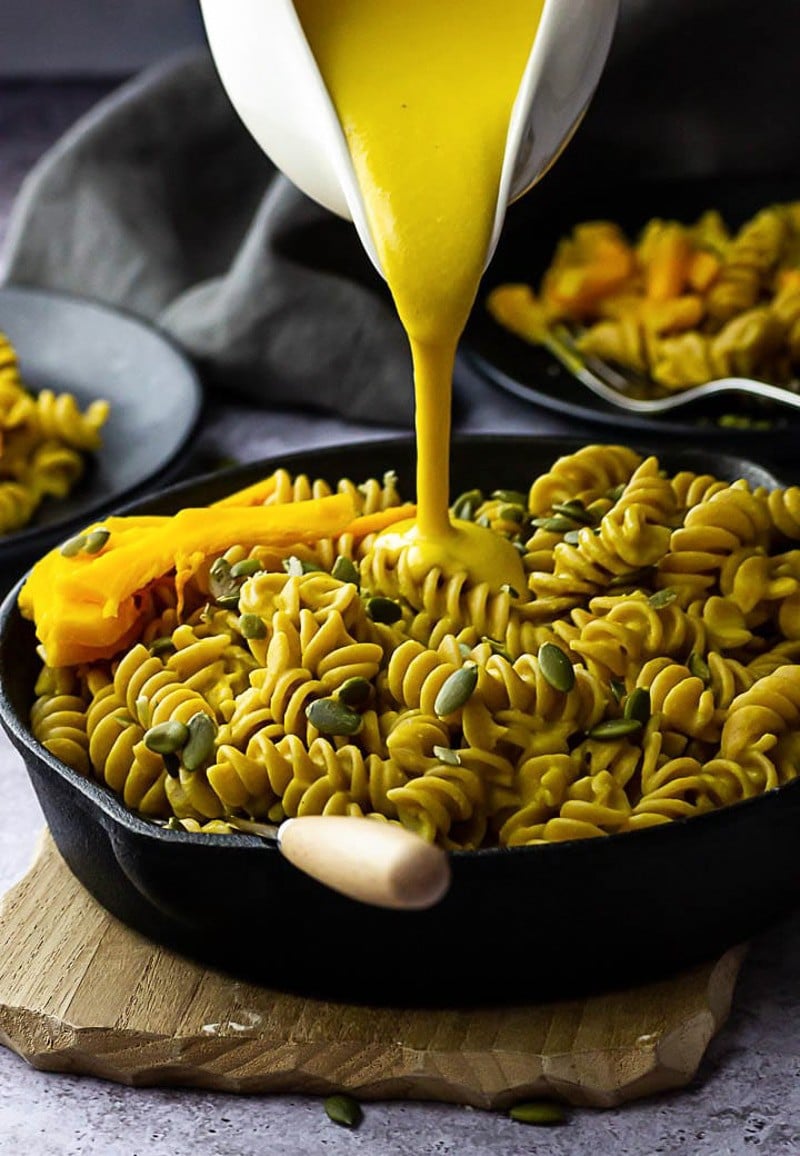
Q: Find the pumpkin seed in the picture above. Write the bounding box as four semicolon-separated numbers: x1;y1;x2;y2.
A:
148;637;176;657
324;1094;363;1129
476;514;491;528
458;641;473;659
306;697;363;736
609;678;626;703
538;643;575;692
501;584;519;598
331;556;361;586
648;587;677;609
688;652;711;684
83;528;110;554
338;677;372;709
607;482;627;502
434;664;478;717
607;566;655;589
563;529;582;546
433;745;462;766
239;613;267;640
492;488;528;507
498;504;526;524
60;534;87;558
586;718;643;741
452;489;483;520
182;712;217;772
624;687;651;726
513;540;528;556
229;558;263;579
144;720;190;755
532;515;580;533
482;636;512;662
209;558;242;607
165;816;183;830
552;501;594;526
135;696;151;726
509;1100;568;1126
365;596;403;624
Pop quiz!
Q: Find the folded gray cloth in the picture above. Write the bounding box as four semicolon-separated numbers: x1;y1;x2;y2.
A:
1;52;415;425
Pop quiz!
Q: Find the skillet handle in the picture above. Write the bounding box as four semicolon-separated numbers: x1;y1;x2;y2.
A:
277;816;451;910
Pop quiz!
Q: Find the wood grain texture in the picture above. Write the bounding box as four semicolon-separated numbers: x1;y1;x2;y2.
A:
0;831;745;1109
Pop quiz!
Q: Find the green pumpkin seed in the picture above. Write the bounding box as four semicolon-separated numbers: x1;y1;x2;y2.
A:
324;1094;362;1129
607;483;627;502
306;697;363;736
144;720;190;755
458;641;473;659
587;718;643;741
182;712;217;772
482;636;513;662
331;556;361;586
165;816;183;830
552;501;594;526
648;587;677;609
338;676;373;709
365;596;403;624
607;566;655;589
83;528;110;554
476;514;491;528
434;665;478;717
135;696;151;727
563;529;582;546
148;636;176;657
60;533;87;558
433;745;462;766
452;489;483;520
492;489;528;506
501;584;519;598
609;678;626;703
538;643;576;692
498;504;526;524
624;687;651;726
509;1100;568;1126
209;558;242;607
229;558;263;579
239;613;267;640
532;515;580;533
688;652;711;684
513;540;528;556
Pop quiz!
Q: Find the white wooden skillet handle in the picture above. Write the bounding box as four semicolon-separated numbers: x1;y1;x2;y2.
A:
277;816;451;910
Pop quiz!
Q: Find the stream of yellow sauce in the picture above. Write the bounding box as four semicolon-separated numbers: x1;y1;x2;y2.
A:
293;0;545;589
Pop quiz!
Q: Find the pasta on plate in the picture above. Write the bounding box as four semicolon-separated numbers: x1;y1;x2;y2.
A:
487;202;800;393
0;331;109;534
25;444;800;850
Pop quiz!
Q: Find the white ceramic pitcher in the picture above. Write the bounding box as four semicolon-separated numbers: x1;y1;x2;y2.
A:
199;0;620;277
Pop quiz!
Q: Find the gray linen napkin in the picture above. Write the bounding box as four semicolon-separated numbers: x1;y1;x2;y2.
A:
0;51;415;426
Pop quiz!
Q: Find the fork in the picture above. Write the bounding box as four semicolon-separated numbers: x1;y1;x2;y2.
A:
543;324;800;416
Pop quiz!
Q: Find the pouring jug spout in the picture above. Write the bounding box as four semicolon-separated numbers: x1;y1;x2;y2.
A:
200;0;619;278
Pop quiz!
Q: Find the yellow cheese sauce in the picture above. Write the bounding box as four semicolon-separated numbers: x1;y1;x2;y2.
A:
293;0;545;589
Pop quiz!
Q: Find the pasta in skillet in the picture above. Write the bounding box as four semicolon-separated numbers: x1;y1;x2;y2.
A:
0;331;109;534
26;447;800;849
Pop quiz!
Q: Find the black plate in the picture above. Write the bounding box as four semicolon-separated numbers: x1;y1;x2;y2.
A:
464;174;800;439
0;286;202;584
2;435;800;1006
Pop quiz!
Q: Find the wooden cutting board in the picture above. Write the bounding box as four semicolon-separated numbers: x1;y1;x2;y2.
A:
0;831;745;1110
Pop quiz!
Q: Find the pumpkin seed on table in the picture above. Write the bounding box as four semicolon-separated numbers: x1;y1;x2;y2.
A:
623;687;651;726
182;712;217;772
365;596;403;624
538;642;575;692
324;1094;363;1129
434;664;478;717
509;1100;568;1126
144;720;190;755
238;613;267;640
306;697;363;736
587;718;643;741
331;555;360;586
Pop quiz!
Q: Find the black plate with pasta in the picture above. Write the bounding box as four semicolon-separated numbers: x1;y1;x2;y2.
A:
2;434;800;1005
0;286;202;586
464;173;800;441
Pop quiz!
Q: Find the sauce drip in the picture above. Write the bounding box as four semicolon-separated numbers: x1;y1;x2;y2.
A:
293;0;545;589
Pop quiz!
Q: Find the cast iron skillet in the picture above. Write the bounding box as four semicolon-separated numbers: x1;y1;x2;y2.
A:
2;436;800;1006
